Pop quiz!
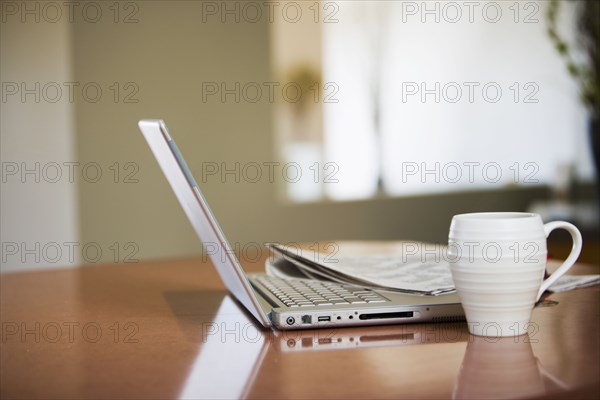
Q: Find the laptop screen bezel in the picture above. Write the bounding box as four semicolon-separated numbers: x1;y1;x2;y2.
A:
138;119;271;327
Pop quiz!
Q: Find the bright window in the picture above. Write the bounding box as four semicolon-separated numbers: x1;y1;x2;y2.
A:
274;1;595;202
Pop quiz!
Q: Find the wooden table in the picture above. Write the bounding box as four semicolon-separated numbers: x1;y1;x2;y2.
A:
1;242;599;399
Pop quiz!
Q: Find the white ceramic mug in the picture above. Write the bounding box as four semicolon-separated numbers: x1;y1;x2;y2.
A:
448;212;582;337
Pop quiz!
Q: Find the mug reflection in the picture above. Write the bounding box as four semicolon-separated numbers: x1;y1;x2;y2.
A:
454;334;549;399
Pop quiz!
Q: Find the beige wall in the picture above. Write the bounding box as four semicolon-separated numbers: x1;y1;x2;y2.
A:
1;11;79;272
72;1;277;261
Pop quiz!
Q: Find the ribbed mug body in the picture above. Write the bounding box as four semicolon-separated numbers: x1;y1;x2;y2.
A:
448;213;547;336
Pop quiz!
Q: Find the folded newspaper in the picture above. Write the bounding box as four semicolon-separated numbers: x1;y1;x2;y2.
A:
547;275;600;292
265;243;600;296
265;243;456;296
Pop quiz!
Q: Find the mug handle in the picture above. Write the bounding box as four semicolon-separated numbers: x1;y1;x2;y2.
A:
537;221;583;301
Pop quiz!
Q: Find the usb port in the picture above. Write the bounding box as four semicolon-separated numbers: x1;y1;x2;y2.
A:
318;316;331;322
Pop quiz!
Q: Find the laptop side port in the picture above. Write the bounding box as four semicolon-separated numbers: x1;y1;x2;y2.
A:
358;311;414;320
301;315;312;324
318;316;331;322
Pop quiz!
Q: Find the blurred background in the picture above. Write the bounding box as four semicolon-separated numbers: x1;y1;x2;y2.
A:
1;0;598;272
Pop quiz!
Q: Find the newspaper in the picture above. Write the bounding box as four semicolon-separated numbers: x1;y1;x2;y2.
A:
266;243;600;296
547;275;600;293
266;243;455;296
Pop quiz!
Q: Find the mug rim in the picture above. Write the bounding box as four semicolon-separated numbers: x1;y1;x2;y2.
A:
453;212;538;220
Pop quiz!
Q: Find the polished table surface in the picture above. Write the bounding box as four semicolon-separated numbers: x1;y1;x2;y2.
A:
1;242;599;399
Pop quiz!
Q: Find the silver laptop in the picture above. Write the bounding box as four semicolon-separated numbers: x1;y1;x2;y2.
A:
138;119;464;330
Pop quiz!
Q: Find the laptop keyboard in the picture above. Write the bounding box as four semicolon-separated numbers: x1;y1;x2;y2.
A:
255;276;390;307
